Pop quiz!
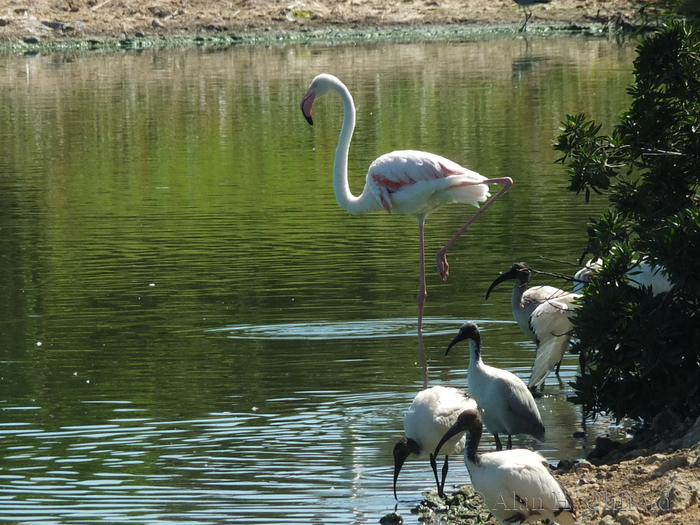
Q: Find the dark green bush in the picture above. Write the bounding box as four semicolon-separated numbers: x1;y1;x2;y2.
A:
554;20;700;423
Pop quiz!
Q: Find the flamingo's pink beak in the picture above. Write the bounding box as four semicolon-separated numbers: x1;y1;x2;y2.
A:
301;91;315;126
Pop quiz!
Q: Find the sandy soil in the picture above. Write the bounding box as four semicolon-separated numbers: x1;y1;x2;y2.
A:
557;448;700;525
554;409;700;525
1;0;649;45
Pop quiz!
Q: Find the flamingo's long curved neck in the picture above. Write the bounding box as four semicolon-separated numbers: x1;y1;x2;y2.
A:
329;79;370;214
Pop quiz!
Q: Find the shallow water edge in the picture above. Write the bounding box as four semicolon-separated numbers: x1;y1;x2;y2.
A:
3;20;650;55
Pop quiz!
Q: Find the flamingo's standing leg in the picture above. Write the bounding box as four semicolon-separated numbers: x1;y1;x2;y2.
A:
417;217;427;332
436;177;514;282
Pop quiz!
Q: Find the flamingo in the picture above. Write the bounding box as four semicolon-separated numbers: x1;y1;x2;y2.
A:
393;385;478;499
433;408;576;524
445;322;545;450
301;74;513;332
513;0;551;31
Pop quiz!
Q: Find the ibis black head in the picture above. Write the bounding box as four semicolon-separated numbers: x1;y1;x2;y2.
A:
392;437;420;500
433;408;482;461
445;322;481;356
485;262;532;299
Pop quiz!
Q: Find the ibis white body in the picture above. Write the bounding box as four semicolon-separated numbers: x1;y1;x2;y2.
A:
433;408;575;524
528;292;581;390
574;257;672;295
486;262;569;343
404;386;476;456
393;386;478;498
446;323;545;450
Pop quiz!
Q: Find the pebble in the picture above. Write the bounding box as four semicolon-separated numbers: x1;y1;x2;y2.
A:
577;460;595;471
615;509;643;525
597;515;615;525
379;512;403;524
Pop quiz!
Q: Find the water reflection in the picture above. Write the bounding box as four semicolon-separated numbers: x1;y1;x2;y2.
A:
0;35;636;524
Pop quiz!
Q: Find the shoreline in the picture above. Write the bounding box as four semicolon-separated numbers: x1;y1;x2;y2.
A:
2;22;643;54
0;20;653;56
1;0;654;53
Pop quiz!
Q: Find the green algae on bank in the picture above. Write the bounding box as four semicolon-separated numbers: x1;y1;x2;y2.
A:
411;486;498;525
0;20;650;55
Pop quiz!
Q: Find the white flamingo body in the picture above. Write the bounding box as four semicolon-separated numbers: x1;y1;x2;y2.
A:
528;293;581;390
446;323;545;450
393;386;478;498
301;74;513;331
364;151;491;217
433;409;575;524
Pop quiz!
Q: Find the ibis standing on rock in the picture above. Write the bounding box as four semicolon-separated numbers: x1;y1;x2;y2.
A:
445;322;545;450
301;73;513;332
433;408;576;524
393;386;479;499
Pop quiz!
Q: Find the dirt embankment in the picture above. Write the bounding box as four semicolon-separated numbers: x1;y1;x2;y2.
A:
557;411;700;525
2;0;646;46
411;411;700;525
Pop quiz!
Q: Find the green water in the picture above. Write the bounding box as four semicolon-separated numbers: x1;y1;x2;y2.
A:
0;35;635;523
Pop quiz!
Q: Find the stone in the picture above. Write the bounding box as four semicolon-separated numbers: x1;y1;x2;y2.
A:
652;441;671;454
670;415;700;449
616;510;643;525
621;448;647;461
148;6;173;18
597;515;615;525
649;409;681;436
588;437;621;461
577;460;595;471
645;454;664;464
652;455;688;477
664;478;700;513
379;512;403;524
